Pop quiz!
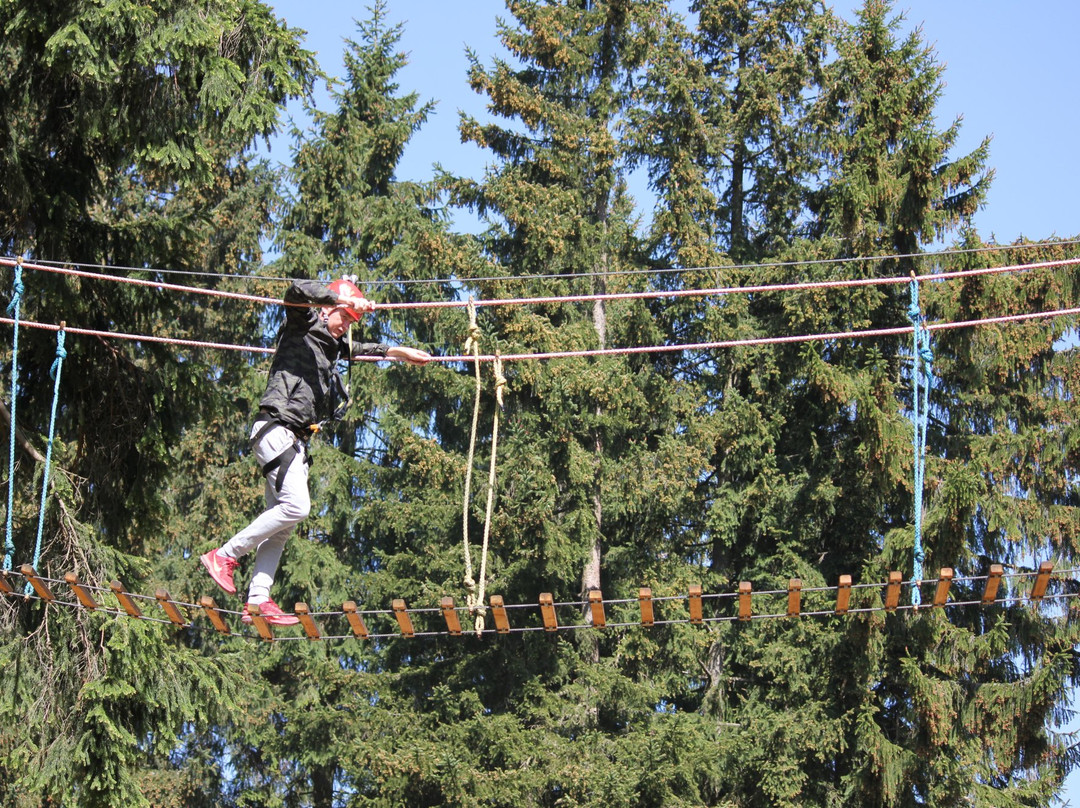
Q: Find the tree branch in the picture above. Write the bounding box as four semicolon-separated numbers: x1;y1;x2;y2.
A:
0;399;46;463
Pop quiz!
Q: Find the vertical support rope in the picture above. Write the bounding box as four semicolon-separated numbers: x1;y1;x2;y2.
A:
472;353;506;636
908;276;932;606
462;299;483;606
3;259;24;571
26;327;66;594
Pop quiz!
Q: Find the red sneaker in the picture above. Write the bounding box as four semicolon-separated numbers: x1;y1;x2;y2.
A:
200;549;239;595
242;599;300;626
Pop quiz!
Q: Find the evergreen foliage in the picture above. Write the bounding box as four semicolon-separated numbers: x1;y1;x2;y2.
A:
0;0;1077;806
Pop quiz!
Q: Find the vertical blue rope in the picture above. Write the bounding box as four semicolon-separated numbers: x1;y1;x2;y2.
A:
908;277;932;606
26;329;66;595
3;261;23;571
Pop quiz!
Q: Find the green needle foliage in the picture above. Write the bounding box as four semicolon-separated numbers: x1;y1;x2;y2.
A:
1;1;1078;806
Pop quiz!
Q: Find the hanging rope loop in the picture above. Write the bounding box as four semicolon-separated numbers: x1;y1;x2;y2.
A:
27;326;67;594
4;259;24;571
462;297;483;599
459;301;508;635
908;275;932;607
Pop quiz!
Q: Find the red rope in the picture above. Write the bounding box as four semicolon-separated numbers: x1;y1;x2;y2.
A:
0;257;280;307
0;317;274;354
375;257;1080;311
5;255;1079;313
9;302;1067;362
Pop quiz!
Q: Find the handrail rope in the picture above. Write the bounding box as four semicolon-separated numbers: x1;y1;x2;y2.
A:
4;256;1080;314
5;298;1080;364
3;259;23;571
13;239;1080;288
472;353;506;636
3;566;1075;643
461;299;483;616
26;328;67;595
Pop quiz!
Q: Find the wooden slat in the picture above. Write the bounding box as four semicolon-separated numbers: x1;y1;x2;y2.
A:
738;581;752;621
110;581;142;618
1030;561;1054;602
246;604;274;641
490;595;510;633
392;599;415;637
199;596;231;635
342;600;369;639
0;569;14;596
787;578;801;617
20;564;54;602
588;590;606;628
933;568;954;608
884;571;902;612
539;592;558;631
294;602;321;640
836;574;852;615
64;573;99;610
155;589;187;626
638;587;654;627
688;584;703;623
441;597;463;635
982;564;1004;605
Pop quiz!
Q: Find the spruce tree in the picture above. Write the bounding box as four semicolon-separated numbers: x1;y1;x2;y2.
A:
0;1;313;804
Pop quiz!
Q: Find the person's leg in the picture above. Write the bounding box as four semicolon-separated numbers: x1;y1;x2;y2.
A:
220;425;310;559
247;449;310;605
202;422;309;597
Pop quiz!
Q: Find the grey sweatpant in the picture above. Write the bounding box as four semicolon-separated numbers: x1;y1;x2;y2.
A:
221;420;311;603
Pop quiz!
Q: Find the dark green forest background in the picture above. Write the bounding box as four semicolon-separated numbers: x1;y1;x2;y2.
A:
1;0;1078;806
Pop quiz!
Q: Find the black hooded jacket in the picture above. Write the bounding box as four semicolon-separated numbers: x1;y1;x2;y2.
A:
257;280;387;431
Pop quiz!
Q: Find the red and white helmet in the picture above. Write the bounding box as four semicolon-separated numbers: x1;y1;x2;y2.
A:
328;277;363;299
328;277;364;322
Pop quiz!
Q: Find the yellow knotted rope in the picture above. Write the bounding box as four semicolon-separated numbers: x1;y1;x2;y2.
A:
461;301;506;635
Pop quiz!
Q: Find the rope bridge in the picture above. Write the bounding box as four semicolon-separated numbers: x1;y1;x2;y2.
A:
0;561;1070;644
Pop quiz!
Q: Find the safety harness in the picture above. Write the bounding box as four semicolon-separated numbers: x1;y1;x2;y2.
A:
251;415;315;493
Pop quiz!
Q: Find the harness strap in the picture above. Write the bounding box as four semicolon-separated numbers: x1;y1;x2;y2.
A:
261;445;300;493
251;417;311;493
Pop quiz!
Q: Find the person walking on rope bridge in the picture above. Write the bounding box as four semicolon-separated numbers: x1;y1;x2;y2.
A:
200;278;431;625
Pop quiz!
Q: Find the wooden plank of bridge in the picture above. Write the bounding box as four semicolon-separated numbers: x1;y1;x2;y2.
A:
982;564;1004;605
884;571;902;612
199;596;230;635
110;581;142;618
588;590;606;628
539;592;558;632
836;574;852;615
20;564;54;602
441;597;463;636
392;599;415;637
342;601;369;639
639;587;654;627
787;579;802;617
933;568;953;608
490;595;510;633
294;602;321;640
64;573;98;610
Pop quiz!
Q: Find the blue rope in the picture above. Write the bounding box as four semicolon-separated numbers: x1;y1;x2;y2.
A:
3;262;23;571
908;278;932;606
26;329;66;594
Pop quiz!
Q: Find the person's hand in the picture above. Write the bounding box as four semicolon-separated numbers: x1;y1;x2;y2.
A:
385;346;432;365
340;294;375;315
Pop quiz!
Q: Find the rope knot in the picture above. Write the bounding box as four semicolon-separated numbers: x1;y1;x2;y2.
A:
6;265;23;316
464;298;482;354
493;354;507;408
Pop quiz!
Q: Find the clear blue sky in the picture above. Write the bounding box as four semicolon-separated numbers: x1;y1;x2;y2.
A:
267;0;1078;245
266;1;1079;803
